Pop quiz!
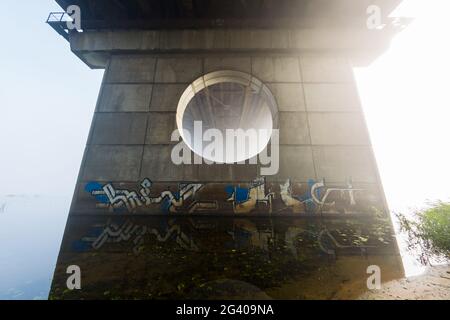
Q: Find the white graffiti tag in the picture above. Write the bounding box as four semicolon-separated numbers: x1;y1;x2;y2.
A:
280;179;364;214
311;180;363;210
89;179;204;213
226;178;274;214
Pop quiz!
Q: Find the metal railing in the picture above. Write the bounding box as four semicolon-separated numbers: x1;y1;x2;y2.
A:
46;12;79;41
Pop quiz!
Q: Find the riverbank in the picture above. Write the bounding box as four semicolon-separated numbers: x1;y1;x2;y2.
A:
358;264;450;300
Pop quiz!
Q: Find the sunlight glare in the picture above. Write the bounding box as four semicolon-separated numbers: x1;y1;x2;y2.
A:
354;0;450;276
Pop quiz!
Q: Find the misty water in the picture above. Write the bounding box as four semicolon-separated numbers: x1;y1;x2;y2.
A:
0;195;69;299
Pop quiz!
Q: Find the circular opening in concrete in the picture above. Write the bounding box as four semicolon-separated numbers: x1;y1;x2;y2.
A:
176;71;278;164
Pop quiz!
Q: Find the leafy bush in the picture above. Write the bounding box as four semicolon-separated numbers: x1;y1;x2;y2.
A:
396;201;450;264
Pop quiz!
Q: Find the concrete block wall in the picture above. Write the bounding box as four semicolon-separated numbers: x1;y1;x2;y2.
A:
72;43;384;215
85;54;375;177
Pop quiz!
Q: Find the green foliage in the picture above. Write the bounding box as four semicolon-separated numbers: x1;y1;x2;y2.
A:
396;201;450;264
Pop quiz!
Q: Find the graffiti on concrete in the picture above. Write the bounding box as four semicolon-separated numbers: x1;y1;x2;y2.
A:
86;179;210;213
311;180;362;210
280;179;364;214
280;179;316;213
188;200;219;213
85;176;380;215
73;219;198;254
226;177;274;214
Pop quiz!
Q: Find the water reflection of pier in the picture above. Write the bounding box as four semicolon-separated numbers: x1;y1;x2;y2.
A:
50;215;404;299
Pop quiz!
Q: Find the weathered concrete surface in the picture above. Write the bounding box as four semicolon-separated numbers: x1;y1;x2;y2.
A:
253;57;302;83
91;113;147;145
312;146;377;183
98;84;153;112
279;112;310;145
154;58;203;83
82;145;143;181
303;83;361;112
145;113;177;145
149;84;186;112
141;145;196;181
308;113;370;145
70;29;394;61
205;56;252;74
300;54;354;82
267;83;305;112
273;146;316;181
107;56;156;82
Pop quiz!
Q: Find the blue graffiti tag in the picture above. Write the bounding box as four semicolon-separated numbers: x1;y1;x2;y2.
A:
294;179;323;212
226;186;250;204
85;182;109;204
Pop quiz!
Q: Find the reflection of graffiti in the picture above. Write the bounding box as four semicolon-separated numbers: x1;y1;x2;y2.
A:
74;220;198;254
226;178;274;214
228;221;377;257
280;179;363;214
317;228;375;256
228;220;273;251
72;217;390;263
284;226;375;258
86;179;206;213
0;203;6;213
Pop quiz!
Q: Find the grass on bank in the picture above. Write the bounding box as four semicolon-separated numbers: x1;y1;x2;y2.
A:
396;201;450;264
